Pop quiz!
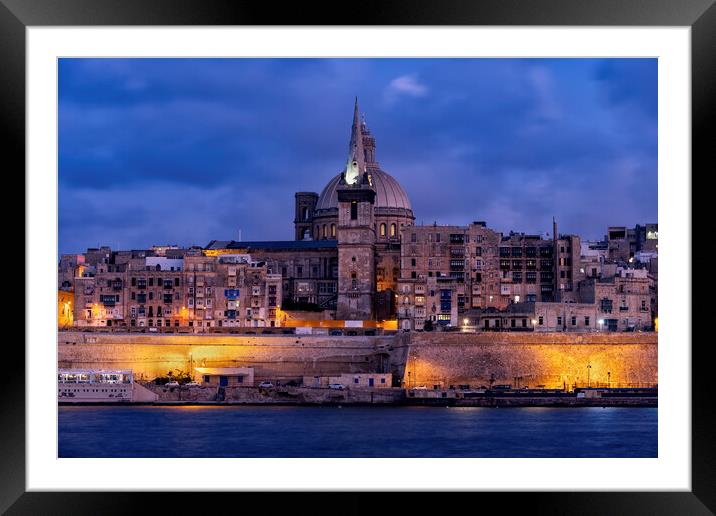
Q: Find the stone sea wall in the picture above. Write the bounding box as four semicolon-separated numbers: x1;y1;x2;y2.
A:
58;332;409;381
57;331;657;389
142;384;406;404
406;332;658;388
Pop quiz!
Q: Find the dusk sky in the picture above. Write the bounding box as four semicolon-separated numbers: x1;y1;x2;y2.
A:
58;58;657;255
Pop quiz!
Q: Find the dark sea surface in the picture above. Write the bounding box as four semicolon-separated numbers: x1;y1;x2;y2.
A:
58;405;657;458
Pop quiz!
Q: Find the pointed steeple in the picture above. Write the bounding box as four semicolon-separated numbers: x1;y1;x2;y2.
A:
345;97;366;185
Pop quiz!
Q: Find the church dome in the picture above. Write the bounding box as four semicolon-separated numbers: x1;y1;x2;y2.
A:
315;169;413;212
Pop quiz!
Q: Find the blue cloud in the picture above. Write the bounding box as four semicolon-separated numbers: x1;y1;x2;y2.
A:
58;58;657;254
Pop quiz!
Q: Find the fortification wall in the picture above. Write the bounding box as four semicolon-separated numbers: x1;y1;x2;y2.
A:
57;331;657;389
58;332;408;381
406;332;658;388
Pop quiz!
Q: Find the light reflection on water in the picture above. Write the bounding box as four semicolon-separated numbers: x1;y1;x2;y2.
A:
58;405;657;458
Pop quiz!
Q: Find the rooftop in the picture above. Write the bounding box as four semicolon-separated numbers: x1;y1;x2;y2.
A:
205;240;338;251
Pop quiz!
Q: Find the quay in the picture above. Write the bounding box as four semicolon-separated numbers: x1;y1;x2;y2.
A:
59;382;657;408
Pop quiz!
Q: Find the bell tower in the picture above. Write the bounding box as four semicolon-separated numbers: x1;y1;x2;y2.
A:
336;98;377;320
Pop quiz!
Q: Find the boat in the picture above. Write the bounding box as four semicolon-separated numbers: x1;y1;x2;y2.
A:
58;369;142;403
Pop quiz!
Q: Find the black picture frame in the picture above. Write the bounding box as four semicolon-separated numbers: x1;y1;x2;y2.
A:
3;0;711;513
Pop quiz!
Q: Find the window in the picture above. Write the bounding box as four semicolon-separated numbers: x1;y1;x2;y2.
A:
380;223;386;236
390;223;396;237
350;201;358;220
538;316;544;325
600;298;613;313
411;232;416;243
557;316;562;326
331;224;336;237
411;258;416;267
585;316;590;326
322;225;327;238
571;316;576;326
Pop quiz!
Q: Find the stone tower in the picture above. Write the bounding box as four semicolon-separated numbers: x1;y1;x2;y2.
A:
336;98;377;320
294;192;318;240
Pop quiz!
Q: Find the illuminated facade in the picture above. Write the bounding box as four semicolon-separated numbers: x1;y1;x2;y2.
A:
68;251;282;330
58;288;74;328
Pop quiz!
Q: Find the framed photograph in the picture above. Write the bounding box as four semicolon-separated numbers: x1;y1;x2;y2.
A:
6;0;711;512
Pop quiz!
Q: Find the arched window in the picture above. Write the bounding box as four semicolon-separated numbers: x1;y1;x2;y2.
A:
302;207;309;220
322;225;327;239
315;226;319;238
331;224;336;237
390;223;397;237
380;223;386;237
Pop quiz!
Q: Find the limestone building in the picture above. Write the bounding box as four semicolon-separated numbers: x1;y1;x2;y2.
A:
396;221;581;330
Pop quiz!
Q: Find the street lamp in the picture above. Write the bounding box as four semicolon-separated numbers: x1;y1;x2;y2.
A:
607;371;611;388
587;364;592;388
598;319;604;332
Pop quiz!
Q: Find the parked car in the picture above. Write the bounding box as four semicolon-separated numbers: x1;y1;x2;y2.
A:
184;381;199;387
164;381;179;387
328;383;345;390
258;381;274;389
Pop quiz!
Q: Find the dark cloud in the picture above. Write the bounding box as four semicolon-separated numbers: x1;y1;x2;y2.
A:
58;58;657;254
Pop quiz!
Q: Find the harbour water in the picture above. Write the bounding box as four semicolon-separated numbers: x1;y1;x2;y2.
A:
58;405;657;458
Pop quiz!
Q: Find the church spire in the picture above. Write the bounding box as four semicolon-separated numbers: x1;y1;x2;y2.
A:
345;97;366;185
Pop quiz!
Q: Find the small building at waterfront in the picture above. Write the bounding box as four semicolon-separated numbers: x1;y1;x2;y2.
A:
303;373;392;389
196;367;255;387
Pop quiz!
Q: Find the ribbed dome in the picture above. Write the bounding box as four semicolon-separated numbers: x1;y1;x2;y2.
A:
315;169;412;212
